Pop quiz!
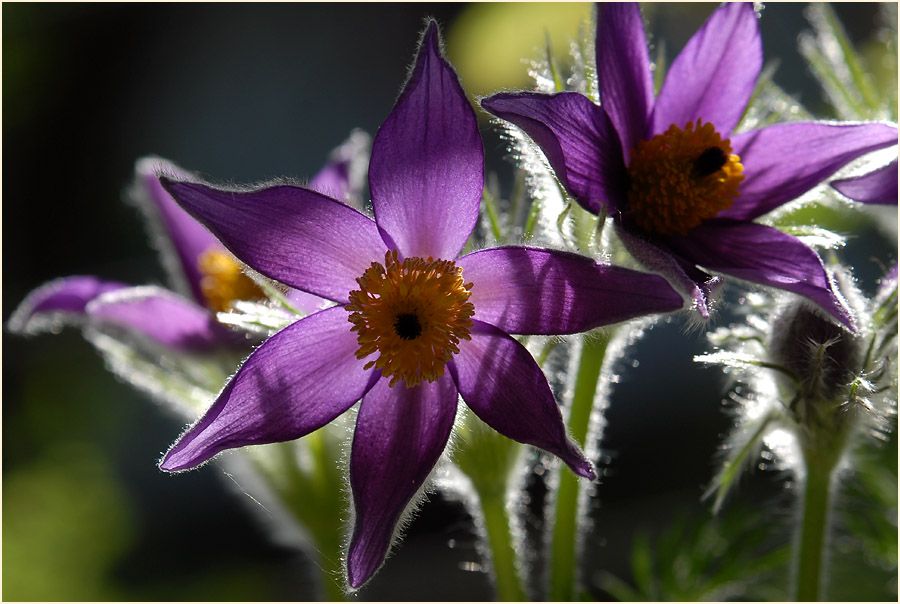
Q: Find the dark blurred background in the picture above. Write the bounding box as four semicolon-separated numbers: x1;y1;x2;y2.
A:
4;3;895;601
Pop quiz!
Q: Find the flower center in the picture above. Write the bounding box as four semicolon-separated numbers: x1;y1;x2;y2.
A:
626;119;745;236
346;250;475;388
197;248;266;313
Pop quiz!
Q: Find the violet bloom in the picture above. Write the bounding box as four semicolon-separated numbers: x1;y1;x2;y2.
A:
157;22;683;588
482;2;898;330
10;133;368;351
9;157;243;352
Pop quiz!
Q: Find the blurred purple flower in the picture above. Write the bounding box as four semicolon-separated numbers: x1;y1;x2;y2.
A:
9;135;369;350
156;21;684;588
482;2;898;330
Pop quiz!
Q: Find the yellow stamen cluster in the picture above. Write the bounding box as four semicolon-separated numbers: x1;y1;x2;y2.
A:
346;249;475;388
197;248;265;313
627;119;744;236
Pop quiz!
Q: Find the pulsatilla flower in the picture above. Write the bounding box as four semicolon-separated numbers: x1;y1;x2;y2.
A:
9;138;366;415
10;132;367;352
482;2;898;330
9;157;246;353
157;21;684;588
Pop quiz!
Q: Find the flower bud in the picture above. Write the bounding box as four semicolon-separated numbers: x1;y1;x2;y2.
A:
768;302;862;402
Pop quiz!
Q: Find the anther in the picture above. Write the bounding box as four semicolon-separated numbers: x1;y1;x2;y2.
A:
346;250;474;388
198;248;265;313
626;120;744;236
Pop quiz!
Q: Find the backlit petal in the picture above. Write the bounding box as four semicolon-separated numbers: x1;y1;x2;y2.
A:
831;158;898;205
160;179;386;303
457;246;683;334
134;157;221;304
369;21;483;260
7;275;129;334
651;2;761;137
596;2;653;159
308;129;371;205
86;286;234;351
347;375;458;588
667;221;855;329
725;121;899;220
614;221;720;318
450;321;595;479
481;91;627;214
160;306;376;471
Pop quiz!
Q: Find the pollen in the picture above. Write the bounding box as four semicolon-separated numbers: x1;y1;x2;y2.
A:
346;249;475;388
197;248;266;313
626;119;744;236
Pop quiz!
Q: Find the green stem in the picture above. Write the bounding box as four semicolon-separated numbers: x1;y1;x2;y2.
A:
793;451;838;601
480;492;528;601
253;440;350;601
548;334;609;600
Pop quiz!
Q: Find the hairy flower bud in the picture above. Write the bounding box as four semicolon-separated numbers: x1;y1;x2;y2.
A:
768;302;862;402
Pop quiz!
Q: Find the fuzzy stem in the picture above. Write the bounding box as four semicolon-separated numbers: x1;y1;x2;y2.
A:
480;492;528;601
793;450;838;602
253;438;350;601
548;334;609;600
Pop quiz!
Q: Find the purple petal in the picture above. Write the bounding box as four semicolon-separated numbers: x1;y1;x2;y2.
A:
725;121;899;220
369;21;483;260
285;289;331;315
457;246;683;334
160;306;376;471
614;221;720;318
308;129;371;205
667;221;855;329
651;2;761;136
831;158;898;205
87;286;235;351
347;374;458;588
8;275;129;334
160;179;387;304
133;157;222;304
481;91;627;214
596;2;653;160
449;321;595;479
308;161;350;203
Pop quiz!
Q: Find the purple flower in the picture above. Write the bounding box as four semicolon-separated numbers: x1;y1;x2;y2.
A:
481;2;898;330
10;136;367;350
156;22;684;588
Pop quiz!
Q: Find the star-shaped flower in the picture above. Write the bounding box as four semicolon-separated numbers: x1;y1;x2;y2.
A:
156;22;684;588
482;2;898;330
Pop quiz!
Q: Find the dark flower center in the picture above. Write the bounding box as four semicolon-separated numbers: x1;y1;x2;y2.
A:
692;146;729;178
394;313;423;340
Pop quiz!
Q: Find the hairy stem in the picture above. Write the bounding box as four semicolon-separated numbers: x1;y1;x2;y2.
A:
480;492;528;601
548;334;609;600
793;450;838;601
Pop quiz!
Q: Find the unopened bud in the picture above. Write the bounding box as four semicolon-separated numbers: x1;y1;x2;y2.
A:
768;302;862;401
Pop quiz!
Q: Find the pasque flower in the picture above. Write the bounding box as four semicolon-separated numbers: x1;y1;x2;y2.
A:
156;21;684;588
9;134;368;354
481;2;898;329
